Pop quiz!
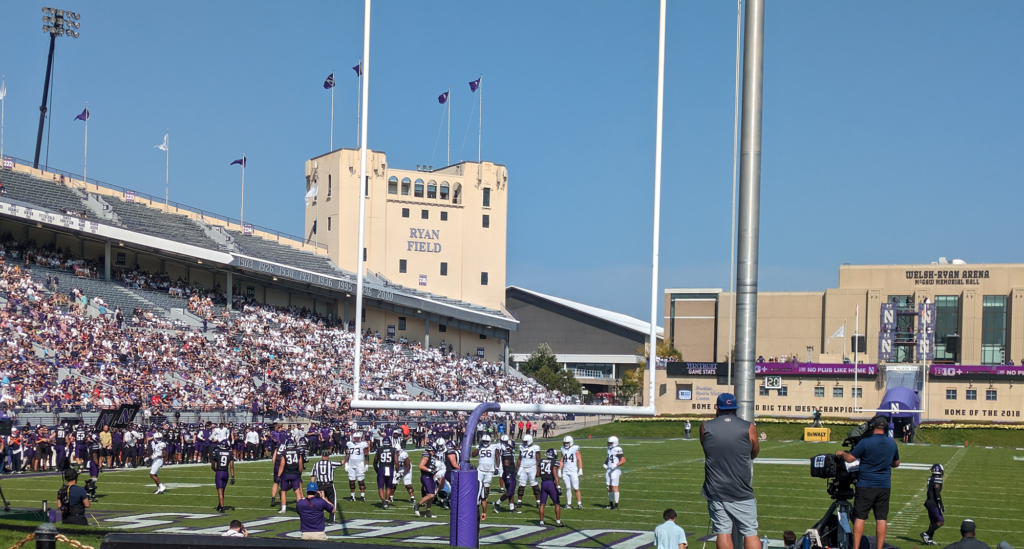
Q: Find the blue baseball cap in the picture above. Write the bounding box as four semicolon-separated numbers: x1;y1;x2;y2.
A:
306;482;319;493
716;393;738;410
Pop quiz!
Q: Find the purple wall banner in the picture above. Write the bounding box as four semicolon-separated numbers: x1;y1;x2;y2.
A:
929;365;1024;377
754;363;878;376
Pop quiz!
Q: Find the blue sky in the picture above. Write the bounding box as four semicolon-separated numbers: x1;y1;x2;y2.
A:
1;1;1022;322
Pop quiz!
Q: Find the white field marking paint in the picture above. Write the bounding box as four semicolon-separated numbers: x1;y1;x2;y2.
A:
753;458;935;471
1013;456;1024;461
401;524;548;545
105;512;222;529
284;519;435;539
536;529;655;549
888;446;967;535
160;483;212;489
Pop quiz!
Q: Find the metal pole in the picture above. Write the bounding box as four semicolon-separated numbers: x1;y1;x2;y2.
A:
83;101;88;185
1;75;6;160
164;130;169;212
732;0;766;423
447;86;450;166
240;154;245;226
647;0;667;413
352;0;371;404
34;34;57;169
727;0;742;387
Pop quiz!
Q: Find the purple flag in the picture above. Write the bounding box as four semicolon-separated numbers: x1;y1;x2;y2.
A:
74;107;89;122
323;72;335;89
438;91;449;105
469;78;481;92
352;63;362;77
231;157;246;167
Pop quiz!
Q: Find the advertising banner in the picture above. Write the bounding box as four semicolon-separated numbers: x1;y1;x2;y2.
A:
929;365;1024;377
754;363;877;376
803;428;831;442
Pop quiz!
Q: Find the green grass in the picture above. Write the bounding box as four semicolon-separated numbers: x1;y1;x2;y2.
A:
0;440;1021;548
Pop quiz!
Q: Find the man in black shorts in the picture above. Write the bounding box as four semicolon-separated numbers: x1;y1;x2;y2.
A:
837;415;900;549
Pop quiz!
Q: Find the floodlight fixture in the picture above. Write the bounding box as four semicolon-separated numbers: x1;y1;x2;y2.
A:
34;7;83;168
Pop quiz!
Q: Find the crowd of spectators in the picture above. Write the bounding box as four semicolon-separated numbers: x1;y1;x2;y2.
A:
0;246;570;420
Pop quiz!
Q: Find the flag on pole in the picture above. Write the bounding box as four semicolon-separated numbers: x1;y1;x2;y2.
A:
323;72;335;89
0;81;6;100
828;325;845;339
155;134;168;151
352;63;361;77
231;156;246;167
74;107;89;121
469;77;481;92
304;182;318;206
438;91;449;105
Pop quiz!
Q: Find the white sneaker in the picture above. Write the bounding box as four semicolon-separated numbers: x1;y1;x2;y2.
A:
159;484;167;491
278;508;286;514
539;520;545;526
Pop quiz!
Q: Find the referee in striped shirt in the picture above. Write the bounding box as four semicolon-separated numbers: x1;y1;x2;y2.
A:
312;451;341;522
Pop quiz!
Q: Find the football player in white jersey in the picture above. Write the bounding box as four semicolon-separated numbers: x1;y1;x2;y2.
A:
560;435;584;510
473;434;500;520
148;432;168;494
516;434;541;507
344;431;369;501
391;435;415;503
603;436;625;510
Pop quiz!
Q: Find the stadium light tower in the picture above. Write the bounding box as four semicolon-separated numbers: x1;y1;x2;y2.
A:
34;7;81;169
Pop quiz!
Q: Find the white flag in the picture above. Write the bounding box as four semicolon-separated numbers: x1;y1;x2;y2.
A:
304;182;318;206
0;80;6;100
155;133;168;151
829;325;845;340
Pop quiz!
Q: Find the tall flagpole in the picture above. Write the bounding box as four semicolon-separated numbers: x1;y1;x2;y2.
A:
353;0;371;404
356;58;362;148
240;154;245;226
647;0;666;409
1;75;5;160
164;129;169;212
447;86;450;166
330;71;335;151
83;101;88;186
477;75;482;177
727;0;742;387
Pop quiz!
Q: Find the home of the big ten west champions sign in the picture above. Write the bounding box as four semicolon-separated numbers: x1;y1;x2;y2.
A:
906;269;989;286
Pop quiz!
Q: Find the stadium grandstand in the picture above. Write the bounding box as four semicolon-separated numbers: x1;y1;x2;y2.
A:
0;159;567;424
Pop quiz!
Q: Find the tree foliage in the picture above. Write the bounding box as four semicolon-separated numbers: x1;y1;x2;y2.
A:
616;367;644;405
518;343;582;396
636;340;683;367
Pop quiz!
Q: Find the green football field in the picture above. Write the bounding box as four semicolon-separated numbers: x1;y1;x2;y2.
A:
0;438;1020;548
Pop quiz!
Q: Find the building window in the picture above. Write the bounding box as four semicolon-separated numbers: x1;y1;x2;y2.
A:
439;324;447;333
833;387;844;398
986;389;997;401
814;387;825;398
934;295;960;363
414;179;424;198
982;295;1007;365
482;214;490;228
398;317;406;331
328;217;331;231
399;259;407;273
427;180;437;199
778;386;788;397
758;386;769;396
946;389;957;400
452;182;462;204
440;182;449;201
363;248;367;261
479;334;487;340
440;262;448;276
401;177;411;196
481;272;488;285
441;211;448;221
402;208;409;218
852;387;863;399
421;210;429;219
388;176;398;194
966;389;977;400
361;308;366;322
328;174;332;196
483;187;491;207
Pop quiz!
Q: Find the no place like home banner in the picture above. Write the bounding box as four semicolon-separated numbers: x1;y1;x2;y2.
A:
89;510;657;548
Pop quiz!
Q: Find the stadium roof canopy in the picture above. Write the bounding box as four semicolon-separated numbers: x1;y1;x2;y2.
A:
506;286;662;338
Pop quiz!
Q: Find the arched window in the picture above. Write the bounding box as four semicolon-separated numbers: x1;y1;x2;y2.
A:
451;182;462;205
439;182;450;201
401;177;411;196
388;176;398;195
414;179;424;198
327;174;332;196
427;180;437;199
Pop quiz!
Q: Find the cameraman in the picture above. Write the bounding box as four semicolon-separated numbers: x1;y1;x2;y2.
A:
836;416;900;549
58;469;90;526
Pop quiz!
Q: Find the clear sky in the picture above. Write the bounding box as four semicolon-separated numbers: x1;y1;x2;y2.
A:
1;1;1022;323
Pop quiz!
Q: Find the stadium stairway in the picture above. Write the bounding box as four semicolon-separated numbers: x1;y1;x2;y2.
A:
405;381;437;398
27;265;169;317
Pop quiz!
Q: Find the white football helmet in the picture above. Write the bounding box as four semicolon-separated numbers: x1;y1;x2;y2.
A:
563;435;574;448
481;434;491;444
607;436;618;448
523;434;533;445
500;434;510;443
352;431;362;440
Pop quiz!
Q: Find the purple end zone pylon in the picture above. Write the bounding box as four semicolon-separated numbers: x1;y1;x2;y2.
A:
451;402;499;548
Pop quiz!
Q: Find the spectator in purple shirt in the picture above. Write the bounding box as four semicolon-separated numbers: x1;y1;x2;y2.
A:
296;482;335;541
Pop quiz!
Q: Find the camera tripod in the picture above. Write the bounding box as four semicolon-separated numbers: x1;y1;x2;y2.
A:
0;482;11;512
809;495;854;549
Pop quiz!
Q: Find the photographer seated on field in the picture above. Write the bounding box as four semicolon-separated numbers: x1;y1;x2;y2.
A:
835;416;899;549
